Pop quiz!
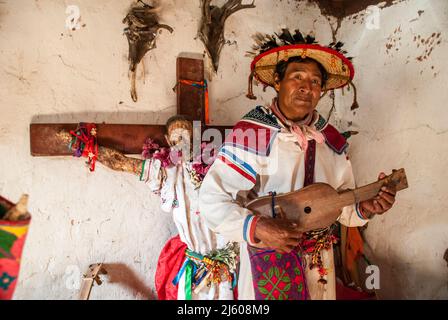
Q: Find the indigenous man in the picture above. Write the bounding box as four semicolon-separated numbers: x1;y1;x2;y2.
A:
199;29;397;300
60;116;237;300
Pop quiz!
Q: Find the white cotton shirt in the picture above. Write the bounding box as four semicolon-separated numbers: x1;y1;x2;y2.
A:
199;105;369;300
142;159;233;300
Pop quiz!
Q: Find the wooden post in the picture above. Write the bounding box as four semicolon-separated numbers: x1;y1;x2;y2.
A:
177;57;206;123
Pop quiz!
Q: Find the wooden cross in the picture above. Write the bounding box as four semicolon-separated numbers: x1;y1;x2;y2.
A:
30;57;232;156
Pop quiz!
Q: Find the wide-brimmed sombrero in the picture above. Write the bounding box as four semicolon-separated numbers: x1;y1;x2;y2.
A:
246;29;355;100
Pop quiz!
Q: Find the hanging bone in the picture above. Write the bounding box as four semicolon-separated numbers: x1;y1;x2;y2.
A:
123;1;173;102
199;0;255;73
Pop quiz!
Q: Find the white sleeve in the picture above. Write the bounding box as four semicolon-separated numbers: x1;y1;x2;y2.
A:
140;159;176;213
335;156;369;227
199;146;261;245
140;159;164;193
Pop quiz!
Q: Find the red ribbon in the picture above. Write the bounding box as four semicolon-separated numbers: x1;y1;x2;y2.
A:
69;123;98;172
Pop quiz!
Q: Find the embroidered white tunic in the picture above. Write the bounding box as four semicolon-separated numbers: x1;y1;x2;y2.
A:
199;105;369;300
141;159;233;300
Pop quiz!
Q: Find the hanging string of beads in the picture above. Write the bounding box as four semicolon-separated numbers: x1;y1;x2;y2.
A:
300;226;338;284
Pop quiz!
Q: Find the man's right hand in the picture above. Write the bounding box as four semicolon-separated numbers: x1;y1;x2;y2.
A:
253;217;302;253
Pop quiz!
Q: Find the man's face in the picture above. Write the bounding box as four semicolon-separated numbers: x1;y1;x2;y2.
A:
275;60;323;122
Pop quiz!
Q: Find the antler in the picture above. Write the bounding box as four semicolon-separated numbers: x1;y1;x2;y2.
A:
201;0;212;24
199;0;255;73
221;0;255;22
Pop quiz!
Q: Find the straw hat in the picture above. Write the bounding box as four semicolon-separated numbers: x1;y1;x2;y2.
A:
246;29;355;99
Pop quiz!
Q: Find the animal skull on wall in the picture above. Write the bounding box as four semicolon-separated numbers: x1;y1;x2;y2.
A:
198;0;255;73
123;1;173;102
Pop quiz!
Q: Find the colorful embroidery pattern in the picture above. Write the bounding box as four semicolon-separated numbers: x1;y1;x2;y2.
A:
0;218;30;300
314;114;327;131
218;148;257;184
301;227;338;284
224;107;280;157
0;272;16;291
248;246;307;300
321;124;349;155
242;106;281;130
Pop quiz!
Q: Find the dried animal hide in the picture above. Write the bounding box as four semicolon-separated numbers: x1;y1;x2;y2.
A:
199;0;255;73
123;1;173;102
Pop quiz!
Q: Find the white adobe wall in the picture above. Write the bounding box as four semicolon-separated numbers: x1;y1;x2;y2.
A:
334;0;448;299
0;0;446;299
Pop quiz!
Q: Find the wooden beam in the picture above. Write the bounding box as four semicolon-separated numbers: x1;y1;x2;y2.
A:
30;123;166;156
30;123;232;156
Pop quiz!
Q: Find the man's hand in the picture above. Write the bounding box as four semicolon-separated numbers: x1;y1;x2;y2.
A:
253;217;301;253
359;172;397;218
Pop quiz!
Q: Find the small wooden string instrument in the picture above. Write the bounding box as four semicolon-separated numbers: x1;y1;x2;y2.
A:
245;169;408;235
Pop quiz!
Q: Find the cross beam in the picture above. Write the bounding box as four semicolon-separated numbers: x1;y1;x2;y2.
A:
30;57;232;156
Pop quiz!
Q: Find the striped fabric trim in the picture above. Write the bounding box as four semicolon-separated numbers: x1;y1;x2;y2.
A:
321;124;349;155
223;116;280;157
355;203;368;220
218;148;257;184
325;140;349;155
243;214;259;245
139;159;147;181
248;216;260;245
222;128;278;156
242;106;282;130
240;118;280;131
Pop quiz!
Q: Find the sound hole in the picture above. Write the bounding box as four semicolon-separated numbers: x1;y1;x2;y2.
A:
304;206;312;214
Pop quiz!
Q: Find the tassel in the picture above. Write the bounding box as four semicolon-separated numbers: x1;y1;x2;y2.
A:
320;89;328;99
349;80;359;110
246;70;257;100
130;69;138;102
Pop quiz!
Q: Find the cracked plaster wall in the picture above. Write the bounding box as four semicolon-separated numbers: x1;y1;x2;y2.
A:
333;0;448;299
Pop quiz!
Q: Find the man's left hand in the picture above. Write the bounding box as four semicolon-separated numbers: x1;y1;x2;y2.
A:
359;172;397;218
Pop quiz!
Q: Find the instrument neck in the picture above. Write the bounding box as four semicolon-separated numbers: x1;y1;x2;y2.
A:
338;180;384;207
338;169;407;207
